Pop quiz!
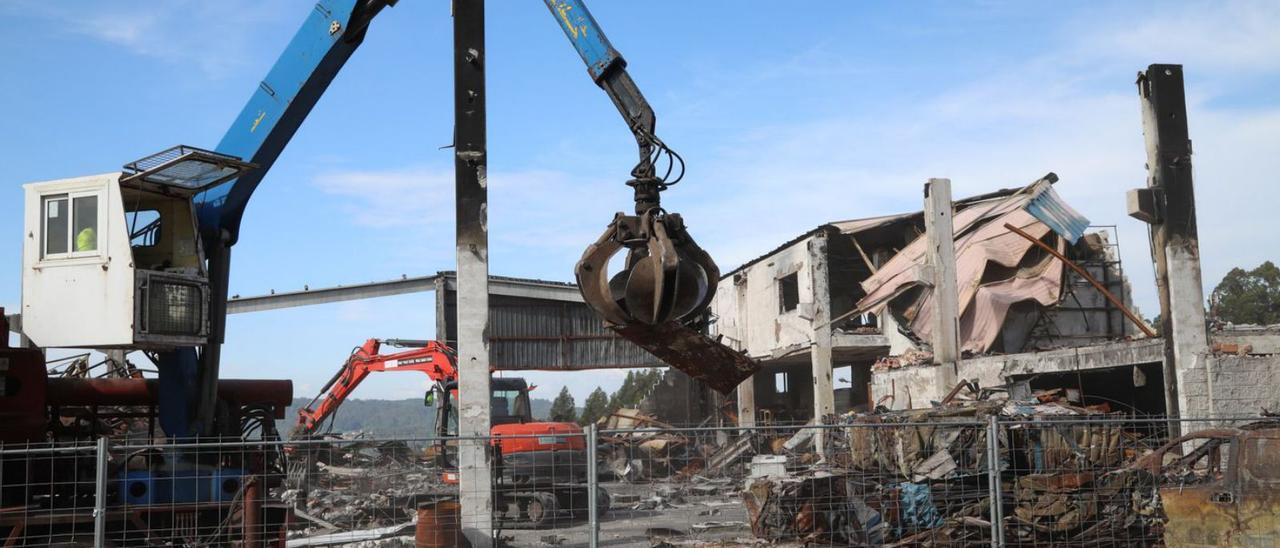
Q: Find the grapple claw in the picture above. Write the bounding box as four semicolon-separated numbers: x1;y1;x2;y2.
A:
575;210;717;326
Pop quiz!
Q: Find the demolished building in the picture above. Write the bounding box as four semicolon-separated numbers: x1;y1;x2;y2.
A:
706;172;1280;427
710;174;1170;425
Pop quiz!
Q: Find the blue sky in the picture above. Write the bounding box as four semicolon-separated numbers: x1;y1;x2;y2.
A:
2;1;1278;404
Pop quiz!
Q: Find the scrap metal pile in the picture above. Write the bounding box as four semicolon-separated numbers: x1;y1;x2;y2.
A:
730;387;1273;546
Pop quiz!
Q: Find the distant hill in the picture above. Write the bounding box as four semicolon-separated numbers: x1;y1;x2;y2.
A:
277;397;554;438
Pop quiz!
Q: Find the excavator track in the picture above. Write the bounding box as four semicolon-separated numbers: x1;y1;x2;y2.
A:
496;485;610;529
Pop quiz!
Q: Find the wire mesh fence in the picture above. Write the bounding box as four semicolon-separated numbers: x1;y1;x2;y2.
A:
0;442;101;546
2;416;1278;546
995;416;1280;547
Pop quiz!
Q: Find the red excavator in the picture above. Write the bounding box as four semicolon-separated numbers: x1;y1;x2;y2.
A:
292;338;606;526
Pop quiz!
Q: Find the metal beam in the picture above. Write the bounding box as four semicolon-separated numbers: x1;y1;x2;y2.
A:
227;274;439;314
226;272;584;314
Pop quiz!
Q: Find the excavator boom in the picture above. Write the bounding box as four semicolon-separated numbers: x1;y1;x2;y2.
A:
292;338;455;438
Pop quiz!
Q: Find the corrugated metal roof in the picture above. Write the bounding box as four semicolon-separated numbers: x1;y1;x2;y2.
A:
1025;183;1090;243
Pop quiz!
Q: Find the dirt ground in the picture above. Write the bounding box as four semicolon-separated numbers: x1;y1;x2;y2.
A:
501;481;753;547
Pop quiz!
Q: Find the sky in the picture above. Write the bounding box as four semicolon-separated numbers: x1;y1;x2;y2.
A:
2;1;1278;405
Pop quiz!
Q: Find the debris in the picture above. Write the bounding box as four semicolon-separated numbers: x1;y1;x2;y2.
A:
285;521;415;547
779;426;814;452
706;435;754;475
691;521;747;532
748;455;787;481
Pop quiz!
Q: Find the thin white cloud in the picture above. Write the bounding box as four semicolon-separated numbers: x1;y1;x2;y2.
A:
314;166;456;228
1071;1;1280;74
5;0;294;78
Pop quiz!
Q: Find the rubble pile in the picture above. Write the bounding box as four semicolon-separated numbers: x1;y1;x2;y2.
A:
280;434;448;538
732;383;1197;546
600;409;744;481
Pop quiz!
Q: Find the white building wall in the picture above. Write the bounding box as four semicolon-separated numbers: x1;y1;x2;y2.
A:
710;236;818;359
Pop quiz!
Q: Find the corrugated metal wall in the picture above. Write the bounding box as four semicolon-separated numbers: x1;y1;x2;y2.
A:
439;291;661;370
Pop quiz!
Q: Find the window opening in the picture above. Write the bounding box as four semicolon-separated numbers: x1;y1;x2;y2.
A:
779;272;799;312
127;210;162;247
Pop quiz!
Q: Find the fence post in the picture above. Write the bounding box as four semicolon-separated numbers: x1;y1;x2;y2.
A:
586;423;599;548
985;416;1004;547
93;436;109;547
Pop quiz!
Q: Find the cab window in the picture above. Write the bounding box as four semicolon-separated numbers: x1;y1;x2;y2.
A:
42;192;100;258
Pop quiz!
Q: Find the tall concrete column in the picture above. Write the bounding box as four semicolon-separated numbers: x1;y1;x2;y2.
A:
453;0;493;544
808;232;834;455
736;376;756;428
731;273;756;429
1131;64;1210;423
923;179;960;392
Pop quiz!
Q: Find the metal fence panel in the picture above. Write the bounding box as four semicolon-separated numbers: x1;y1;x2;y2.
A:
3;416;1279;546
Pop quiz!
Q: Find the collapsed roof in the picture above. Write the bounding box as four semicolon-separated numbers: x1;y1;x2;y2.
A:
855;175;1091;354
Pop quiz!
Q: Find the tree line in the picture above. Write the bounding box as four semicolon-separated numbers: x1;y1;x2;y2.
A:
547;368;664;425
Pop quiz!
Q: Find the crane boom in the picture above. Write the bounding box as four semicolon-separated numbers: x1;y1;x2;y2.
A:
198;0;395;246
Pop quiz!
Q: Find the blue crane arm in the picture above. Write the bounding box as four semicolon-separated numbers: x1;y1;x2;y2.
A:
196;0;393;246
544;0;663;183
174;0;393;438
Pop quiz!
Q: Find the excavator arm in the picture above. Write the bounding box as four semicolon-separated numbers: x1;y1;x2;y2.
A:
292;338;456;439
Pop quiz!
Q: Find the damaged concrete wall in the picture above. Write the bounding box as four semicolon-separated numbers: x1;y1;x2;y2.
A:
710;235;821;360
869;340;1165;411
870;333;1280;419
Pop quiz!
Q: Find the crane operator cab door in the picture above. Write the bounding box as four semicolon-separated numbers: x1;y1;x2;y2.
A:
19;146;254;349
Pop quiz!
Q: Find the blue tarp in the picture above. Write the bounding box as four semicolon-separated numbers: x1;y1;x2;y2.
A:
896;481;944;537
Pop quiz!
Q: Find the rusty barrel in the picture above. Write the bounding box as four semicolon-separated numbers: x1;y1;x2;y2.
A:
415;501;462;548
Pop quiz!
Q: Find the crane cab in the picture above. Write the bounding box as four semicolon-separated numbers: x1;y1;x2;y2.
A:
20;146;253;349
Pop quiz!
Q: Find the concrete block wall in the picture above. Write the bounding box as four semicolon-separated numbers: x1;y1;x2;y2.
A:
1181;353;1280;419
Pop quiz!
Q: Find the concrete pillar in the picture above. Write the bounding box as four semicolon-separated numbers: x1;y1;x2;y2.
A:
736;376;756;428
808;232;834;455
453;1;493;544
433;276;449;345
1132;64;1210;423
923;179;960;392
105;349;128;377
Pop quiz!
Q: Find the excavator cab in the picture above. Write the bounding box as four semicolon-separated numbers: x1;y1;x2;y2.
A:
431;377;535;482
434;377;535;439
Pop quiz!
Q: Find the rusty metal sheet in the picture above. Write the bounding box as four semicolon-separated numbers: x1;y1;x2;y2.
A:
1159;485;1240;547
611;321;759;394
853;177;1077;355
1142;428;1280;547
